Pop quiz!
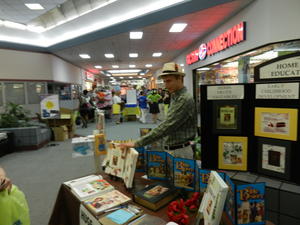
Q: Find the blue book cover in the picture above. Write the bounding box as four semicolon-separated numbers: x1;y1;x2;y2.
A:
173;157;195;191
236;183;266;225
166;153;174;183
146;151;167;180
199;169;225;192
135;147;145;172
224;173;236;225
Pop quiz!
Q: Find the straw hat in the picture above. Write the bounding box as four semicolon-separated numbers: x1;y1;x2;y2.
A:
158;62;185;78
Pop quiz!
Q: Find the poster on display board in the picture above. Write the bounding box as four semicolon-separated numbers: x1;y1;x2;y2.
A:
40;94;60;119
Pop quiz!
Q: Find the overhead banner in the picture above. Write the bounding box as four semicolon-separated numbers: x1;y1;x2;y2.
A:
40;94;60;119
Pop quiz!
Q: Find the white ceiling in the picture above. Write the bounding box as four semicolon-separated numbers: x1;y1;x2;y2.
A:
0;0;254;80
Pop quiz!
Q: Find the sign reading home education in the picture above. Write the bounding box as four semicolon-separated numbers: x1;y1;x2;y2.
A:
40;94;60;119
259;55;300;80
256;83;299;99
207;85;244;100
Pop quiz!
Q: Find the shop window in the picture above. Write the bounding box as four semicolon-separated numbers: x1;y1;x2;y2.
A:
0;83;3;106
27;82;46;104
4;83;25;105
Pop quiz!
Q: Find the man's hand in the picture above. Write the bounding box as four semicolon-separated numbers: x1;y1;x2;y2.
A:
119;142;136;150
0;175;12;193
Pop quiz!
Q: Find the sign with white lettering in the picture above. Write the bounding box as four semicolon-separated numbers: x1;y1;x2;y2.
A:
256;83;299;99
79;204;100;225
207;85;244;100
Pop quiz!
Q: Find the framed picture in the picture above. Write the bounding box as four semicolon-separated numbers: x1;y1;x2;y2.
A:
257;138;291;180
212;100;241;134
218;136;248;171
254;107;298;141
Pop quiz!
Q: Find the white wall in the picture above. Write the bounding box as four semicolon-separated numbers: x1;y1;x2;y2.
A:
0;48;83;84
174;0;300;92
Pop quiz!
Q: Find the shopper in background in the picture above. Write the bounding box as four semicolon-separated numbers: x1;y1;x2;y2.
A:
0;166;12;192
163;90;171;116
79;89;90;128
121;62;197;159
147;89;162;124
112;91;123;124
138;91;148;124
157;88;165;121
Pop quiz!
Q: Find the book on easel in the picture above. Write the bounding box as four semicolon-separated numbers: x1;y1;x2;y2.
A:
133;183;179;211
122;148;139;189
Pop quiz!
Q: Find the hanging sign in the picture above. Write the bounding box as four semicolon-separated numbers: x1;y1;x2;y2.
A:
256;83;299;99
40;94;60;119
207;85;244;100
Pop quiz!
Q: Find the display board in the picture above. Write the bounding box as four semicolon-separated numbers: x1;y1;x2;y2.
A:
126;89;137;105
40;94;60;119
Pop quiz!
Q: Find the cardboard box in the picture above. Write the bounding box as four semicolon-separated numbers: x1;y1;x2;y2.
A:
52;126;69;141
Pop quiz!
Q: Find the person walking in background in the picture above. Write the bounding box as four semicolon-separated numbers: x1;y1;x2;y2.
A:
121;62;197;159
112;91;123;124
0;166;12;192
147;89;161;124
157;88;165;121
163;90;171;116
79;89;90;128
138;91;148;124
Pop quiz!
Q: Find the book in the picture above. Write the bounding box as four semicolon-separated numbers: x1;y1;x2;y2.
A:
64;174;102;188
173;157;196;191
98;204;143;225
135;147;145;172
123;148;139;188
224;173;236;225
105;142;127;177
133;183;179;211
128;214;166;225
166;153;174;183
236;183;265;225
71;178;115;201
199;169;225;193
84;190;131;215
200;171;229;225
146;151;167;180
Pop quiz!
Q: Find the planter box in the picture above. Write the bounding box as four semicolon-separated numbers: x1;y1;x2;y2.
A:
0;126;51;151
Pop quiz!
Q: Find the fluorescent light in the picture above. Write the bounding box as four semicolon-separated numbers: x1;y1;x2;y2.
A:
129;76;133;79
4;21;26;30
120;77;124;79
180;64;184;67
26;25;45;33
140;72;145;75
105;54;114;58
25;3;44;10
129;53;138;58
130;31;143;39
138;76;142;78
223;62;238;68
197;67;210;71
112;65;119;68
251;51;278;60
106;74;112;77
107;69;141;73
79;54;91;59
145;64;152;68
94;65;102;69
129;65;136;68
152;52;162;57
169;23;187;32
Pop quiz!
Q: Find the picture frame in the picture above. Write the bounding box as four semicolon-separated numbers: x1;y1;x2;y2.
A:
218;136;248;171
254;107;298;141
257;137;291;180
212;100;242;134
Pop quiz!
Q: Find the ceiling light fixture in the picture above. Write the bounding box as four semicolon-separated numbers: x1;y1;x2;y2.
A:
140;72;145;75
25;3;44;10
130;31;143;39
105;54;114;58
152;52;162;57
107;69;141;73
79;54;91;59
129;53;138;58
3;21;26;30
129;65;136;68
145;64;152;68
120;77;124;79
180;64;184;67
112;65;119;68
197;67;210;71
129;76;133;79
169;23;187;32
94;65;102;69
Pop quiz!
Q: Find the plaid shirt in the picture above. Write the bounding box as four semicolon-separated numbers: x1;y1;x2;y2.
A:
135;87;197;147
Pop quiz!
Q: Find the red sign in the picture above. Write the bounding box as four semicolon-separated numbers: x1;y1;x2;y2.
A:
186;21;246;65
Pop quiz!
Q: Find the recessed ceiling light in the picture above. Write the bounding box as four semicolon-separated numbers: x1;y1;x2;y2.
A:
145;64;152;68
112;65;119;68
152;52;162;57
25;3;44;10
130;31;143;39
120;77;124;79
180;64;184;67
129;53;138;58
105;53;114;58
129;65;136;68
140;72;145;75
107;69;141;73
79;54;91;59
169;23;187;32
94;65;102;69
129;76;133;79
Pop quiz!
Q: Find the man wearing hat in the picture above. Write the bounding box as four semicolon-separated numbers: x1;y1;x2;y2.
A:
121;62;197;159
